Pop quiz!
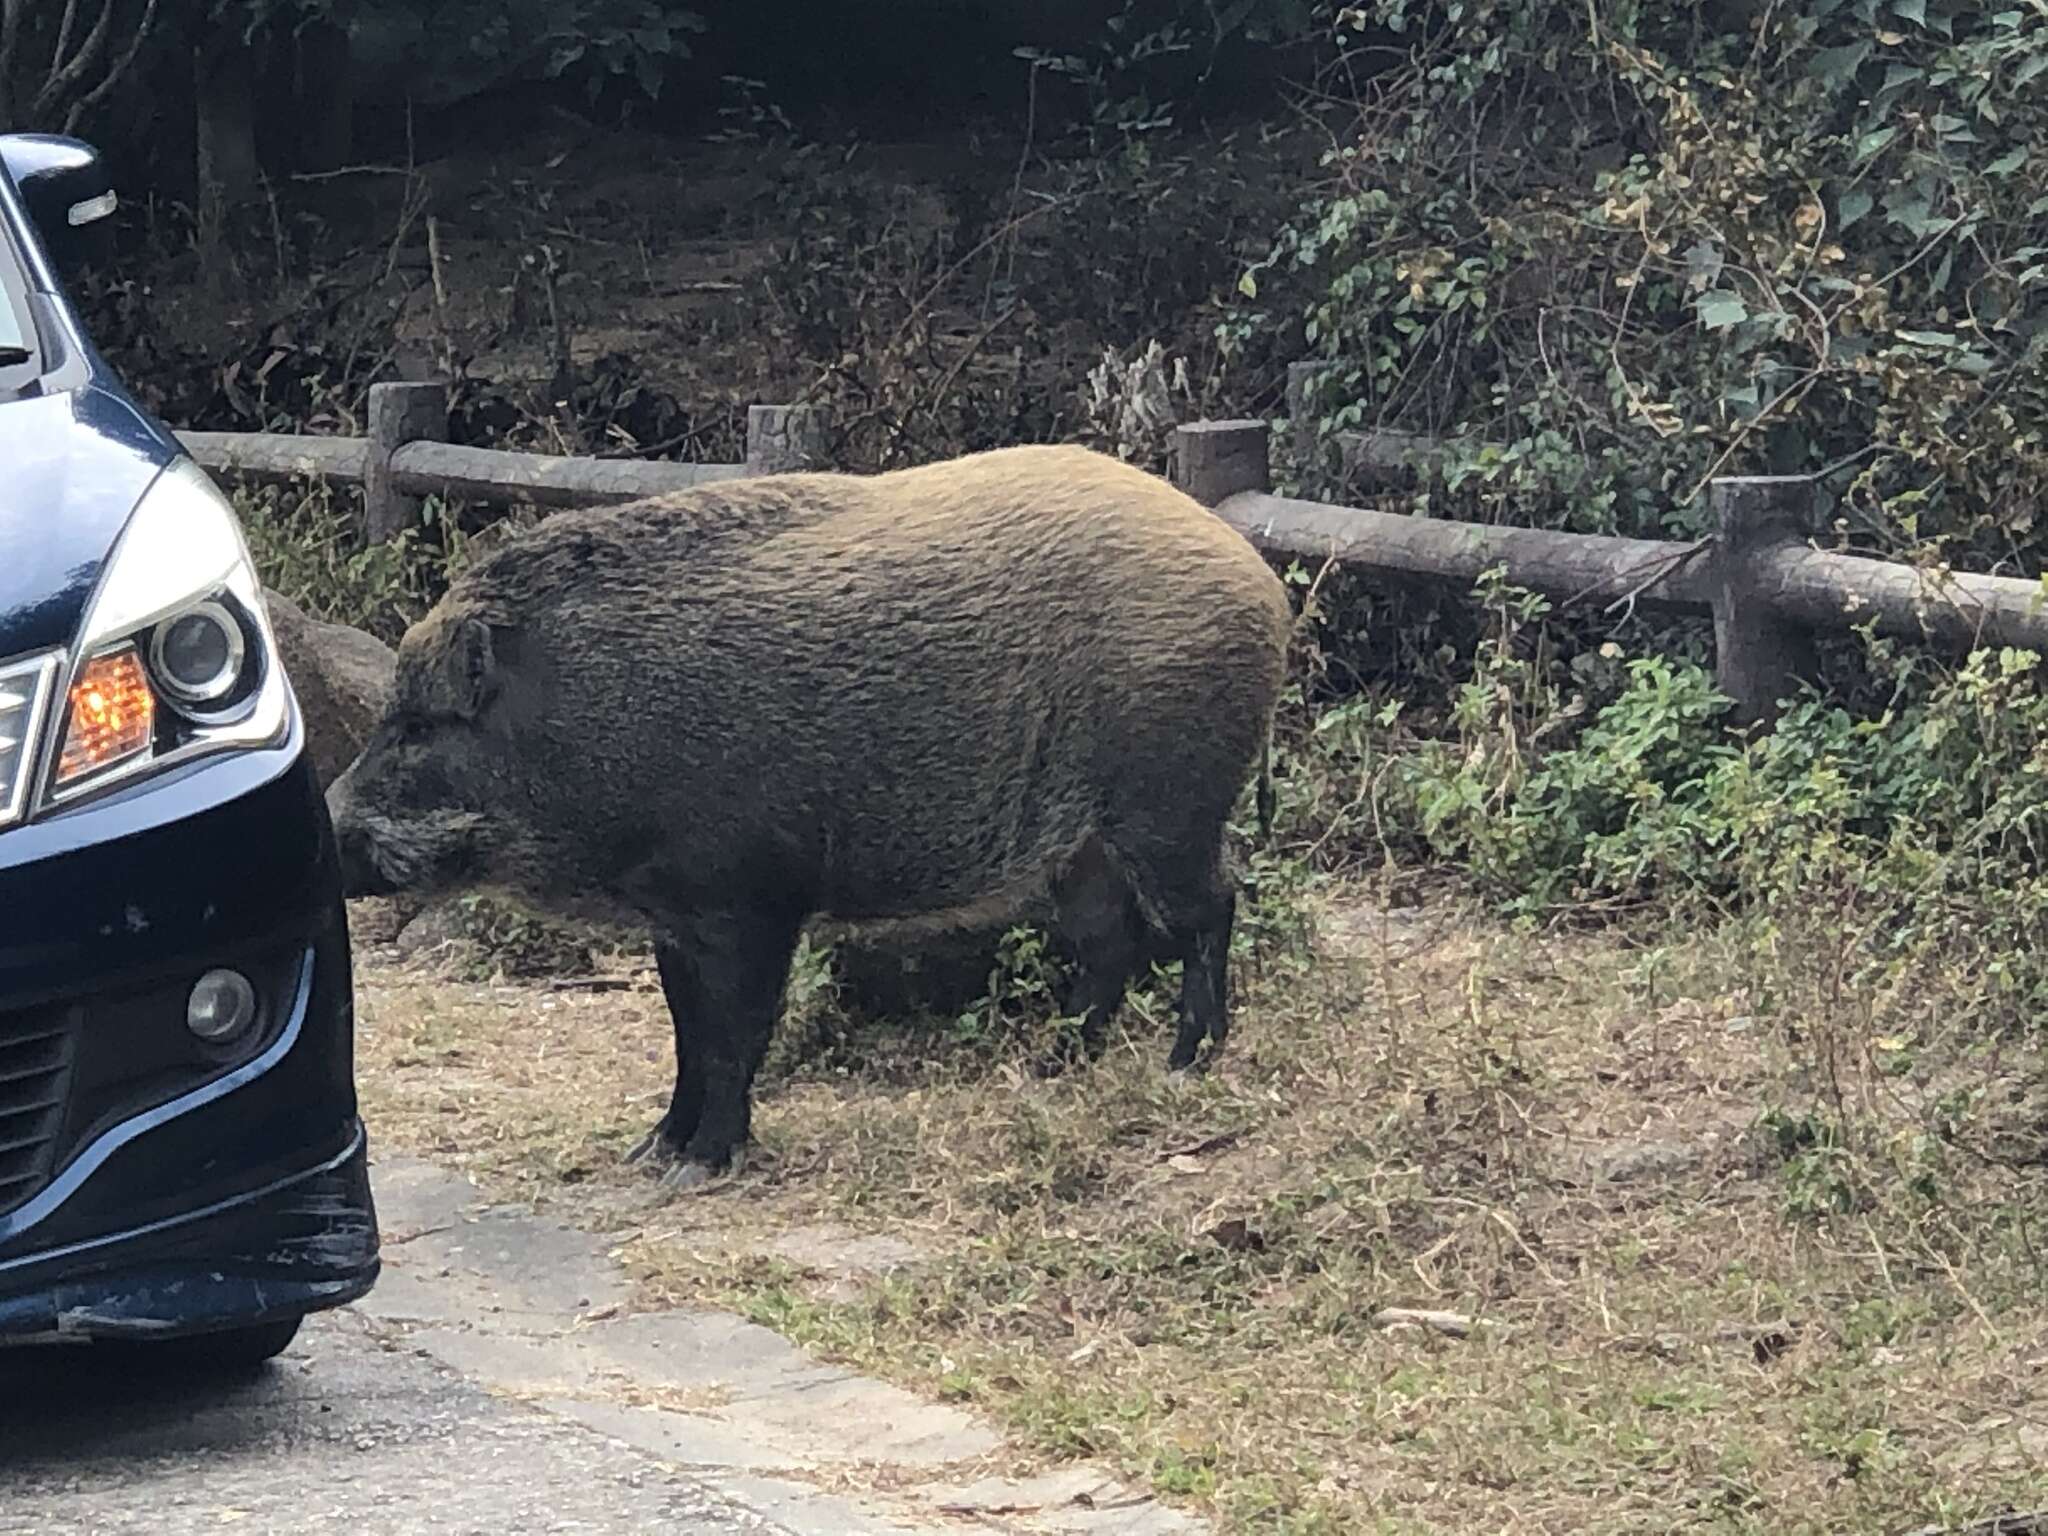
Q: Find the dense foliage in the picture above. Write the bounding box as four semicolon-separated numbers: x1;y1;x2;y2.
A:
1239;0;2048;576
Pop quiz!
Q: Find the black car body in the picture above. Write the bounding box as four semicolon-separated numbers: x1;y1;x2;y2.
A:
0;134;378;1363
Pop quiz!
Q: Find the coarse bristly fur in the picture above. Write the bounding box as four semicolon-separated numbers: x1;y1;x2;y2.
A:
328;443;1294;1186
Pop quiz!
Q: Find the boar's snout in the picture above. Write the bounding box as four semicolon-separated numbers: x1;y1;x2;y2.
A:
334;820;398;899
326;774;396;898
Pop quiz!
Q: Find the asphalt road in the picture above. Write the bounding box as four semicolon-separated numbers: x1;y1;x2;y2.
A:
0;1309;785;1536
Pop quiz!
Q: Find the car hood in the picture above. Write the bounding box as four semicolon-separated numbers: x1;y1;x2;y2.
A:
0;383;177;660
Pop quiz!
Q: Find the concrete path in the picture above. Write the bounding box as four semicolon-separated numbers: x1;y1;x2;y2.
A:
0;1305;781;1534
1;1152;1204;1535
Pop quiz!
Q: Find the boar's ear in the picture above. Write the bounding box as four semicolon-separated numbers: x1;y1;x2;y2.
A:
442;615;502;720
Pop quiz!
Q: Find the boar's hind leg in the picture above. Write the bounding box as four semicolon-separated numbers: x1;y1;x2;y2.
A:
1167;887;1236;1071
1143;838;1237;1073
631;906;802;1191
1042;839;1144;1075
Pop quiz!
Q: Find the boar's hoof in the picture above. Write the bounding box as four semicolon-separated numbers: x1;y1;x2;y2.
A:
657;1142;746;1194
623;1123;681;1167
657;1159;724;1193
1166;1038;1220;1074
624;1121;743;1193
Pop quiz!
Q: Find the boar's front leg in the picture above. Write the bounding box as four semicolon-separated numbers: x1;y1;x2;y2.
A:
625;939;707;1162
626;905;802;1191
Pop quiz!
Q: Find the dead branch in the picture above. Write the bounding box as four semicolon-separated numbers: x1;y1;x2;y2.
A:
1370;1307;1497;1339
64;0;162;134
1897;1512;2048;1536
0;0;22;123
32;0;116;121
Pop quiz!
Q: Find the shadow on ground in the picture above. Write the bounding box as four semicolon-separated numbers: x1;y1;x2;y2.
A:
0;1344;294;1468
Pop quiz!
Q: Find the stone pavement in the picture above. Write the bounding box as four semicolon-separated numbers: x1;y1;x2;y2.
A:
0;1153;1205;1535
351;1154;1205;1535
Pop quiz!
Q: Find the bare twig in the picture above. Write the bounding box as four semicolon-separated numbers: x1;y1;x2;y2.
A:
1370;1307;1497;1339
48;0;82;78
0;0;22;123
988;58;1044;323
288;164;419;184
1896;1512;2048;1536
32;0;117;121
62;0;158;133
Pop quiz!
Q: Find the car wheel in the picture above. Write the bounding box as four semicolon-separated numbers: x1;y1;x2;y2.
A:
127;1316;304;1374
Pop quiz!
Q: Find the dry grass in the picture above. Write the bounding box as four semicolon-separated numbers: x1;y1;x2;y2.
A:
351;882;2048;1535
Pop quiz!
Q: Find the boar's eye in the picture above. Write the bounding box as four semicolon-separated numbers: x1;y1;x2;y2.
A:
382;714;429;750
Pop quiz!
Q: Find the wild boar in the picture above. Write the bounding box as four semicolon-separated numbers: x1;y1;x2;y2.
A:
327;444;1293;1188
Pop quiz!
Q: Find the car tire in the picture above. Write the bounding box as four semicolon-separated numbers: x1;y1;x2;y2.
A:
126;1316;304;1374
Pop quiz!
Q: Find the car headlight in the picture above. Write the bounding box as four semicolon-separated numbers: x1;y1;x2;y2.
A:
42;457;286;809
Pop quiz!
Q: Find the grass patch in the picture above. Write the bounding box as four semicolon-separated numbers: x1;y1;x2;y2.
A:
350;879;2048;1535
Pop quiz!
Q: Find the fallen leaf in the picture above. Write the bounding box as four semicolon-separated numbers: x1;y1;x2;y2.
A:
1159;1130;1244;1162
1203;1218;1266;1253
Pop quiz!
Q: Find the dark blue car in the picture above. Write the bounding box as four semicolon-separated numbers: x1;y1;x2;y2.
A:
0;134;379;1369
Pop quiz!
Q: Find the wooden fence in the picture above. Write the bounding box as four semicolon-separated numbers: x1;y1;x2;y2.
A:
179;381;2048;729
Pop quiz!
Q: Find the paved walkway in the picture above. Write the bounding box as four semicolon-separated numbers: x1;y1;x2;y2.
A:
0;1154;1205;1536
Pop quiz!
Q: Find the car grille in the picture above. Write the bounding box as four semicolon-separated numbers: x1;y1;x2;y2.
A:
0;1006;76;1218
0;652;59;829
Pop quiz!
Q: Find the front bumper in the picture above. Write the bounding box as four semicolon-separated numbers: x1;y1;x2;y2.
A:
0;1123;377;1342
0;726;379;1340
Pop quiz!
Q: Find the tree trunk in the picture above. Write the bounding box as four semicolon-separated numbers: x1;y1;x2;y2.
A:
194;28;261;217
293;18;354;175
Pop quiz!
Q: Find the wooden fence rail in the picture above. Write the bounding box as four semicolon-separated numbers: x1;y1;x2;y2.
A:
177;383;2048;729
175;386;832;534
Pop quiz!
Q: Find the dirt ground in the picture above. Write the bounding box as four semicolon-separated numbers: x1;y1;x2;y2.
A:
344;882;2048;1536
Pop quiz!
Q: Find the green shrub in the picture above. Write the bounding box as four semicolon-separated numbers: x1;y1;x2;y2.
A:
235;482;462;645
1285;561;2048;1030
1235;0;2048;569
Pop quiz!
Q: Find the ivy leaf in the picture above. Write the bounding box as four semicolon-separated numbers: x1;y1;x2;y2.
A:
1891;0;1926;24
1697;291;1749;331
1885;191;1932;231
1685;240;1725;292
1838;187;1875;229
1856;124;1901;162
1988;148;2030;176
1809;42;1872;86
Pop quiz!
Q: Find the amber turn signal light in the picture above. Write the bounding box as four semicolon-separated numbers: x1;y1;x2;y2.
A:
56;645;155;787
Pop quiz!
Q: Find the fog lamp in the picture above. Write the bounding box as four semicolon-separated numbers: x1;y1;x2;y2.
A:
187;969;258;1044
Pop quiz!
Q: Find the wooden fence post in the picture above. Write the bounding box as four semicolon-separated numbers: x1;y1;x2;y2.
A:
1711;475;1818;728
364;381;449;544
1286;362;1323;482
745;404;833;475
1173;421;1271;507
